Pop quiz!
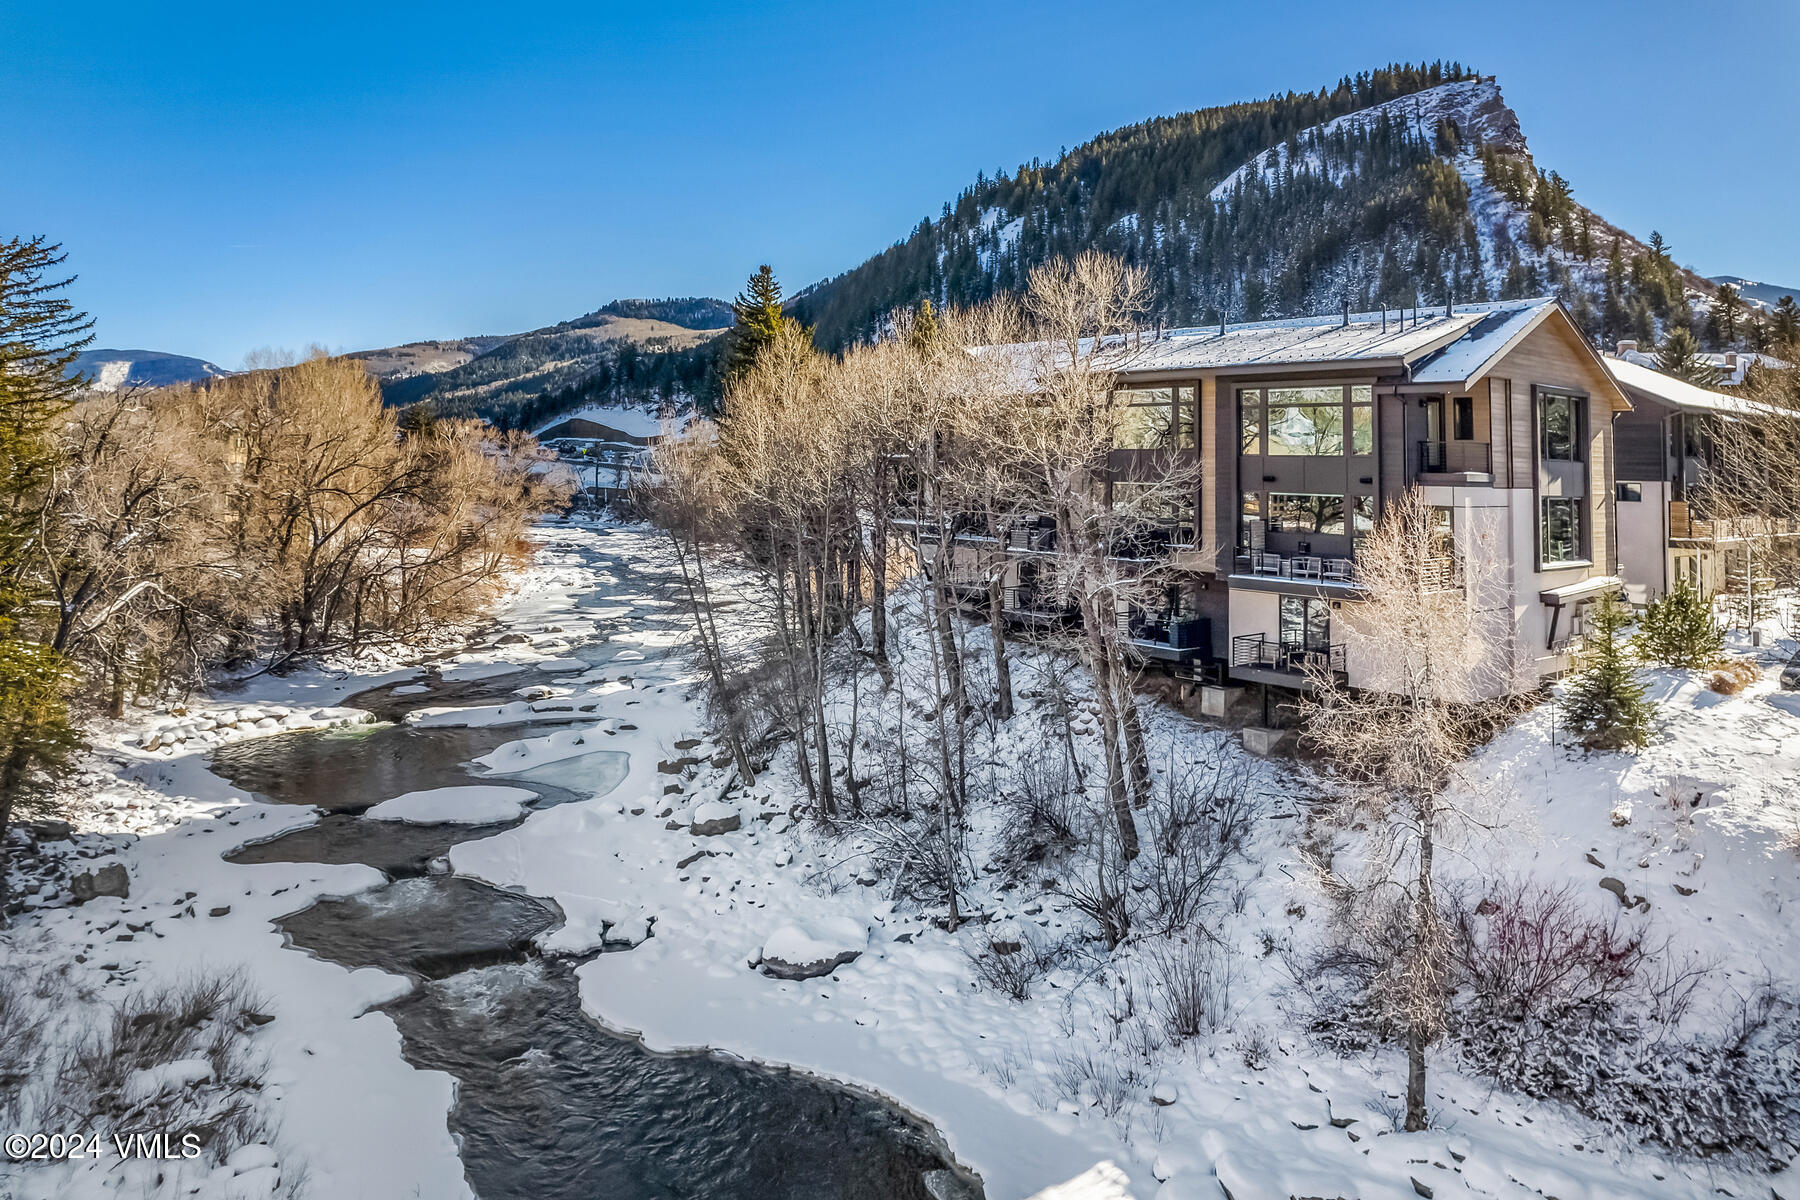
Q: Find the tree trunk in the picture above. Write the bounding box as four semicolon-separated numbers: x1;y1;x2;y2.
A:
986;575;1014;721
1083;606;1140;861
669;528;757;787
1406;804;1437;1132
868;514;889;664
1120;680;1152;808
0;744;27;926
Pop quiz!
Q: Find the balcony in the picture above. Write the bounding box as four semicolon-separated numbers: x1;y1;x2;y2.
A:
1233;551;1357;583
1230;633;1346;680
1418;440;1492;476
1117;606;1210;662
1001;584;1080;628
1004;518;1058;553
1107;524;1196;561
1669;499;1800;544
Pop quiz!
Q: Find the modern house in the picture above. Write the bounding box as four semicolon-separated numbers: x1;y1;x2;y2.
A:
948;297;1634;702
1606;353;1799;603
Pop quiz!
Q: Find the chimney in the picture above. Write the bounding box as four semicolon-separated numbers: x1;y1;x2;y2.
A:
1724;351;1738;368
1616;339;1638;355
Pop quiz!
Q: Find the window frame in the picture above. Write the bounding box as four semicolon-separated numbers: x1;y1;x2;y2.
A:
1538;390;1586;463
1539;495;1584;566
1452;396;1475;441
1268;491;1347;536
1237;382;1377;459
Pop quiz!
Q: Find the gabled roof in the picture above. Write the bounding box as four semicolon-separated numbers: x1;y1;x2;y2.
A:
1604;355;1790;419
1407;301;1553;385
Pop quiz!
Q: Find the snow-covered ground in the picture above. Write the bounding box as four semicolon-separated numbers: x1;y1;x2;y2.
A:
4;518;1796;1200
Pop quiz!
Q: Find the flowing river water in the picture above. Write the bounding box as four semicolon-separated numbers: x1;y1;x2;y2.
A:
205;547;983;1200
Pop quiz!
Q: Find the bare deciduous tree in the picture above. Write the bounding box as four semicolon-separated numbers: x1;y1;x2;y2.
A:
1299;486;1506;1131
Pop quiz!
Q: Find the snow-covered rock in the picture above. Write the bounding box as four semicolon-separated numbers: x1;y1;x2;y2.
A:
689;801;740;836
362;786;535;825
755;917;868;980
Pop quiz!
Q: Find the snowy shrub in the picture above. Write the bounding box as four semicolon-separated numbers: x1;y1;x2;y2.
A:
1140;754;1256;934
1232;1024;1273;1071
52;971;273;1153
993;753;1081;880
865;813;965;909
0;967;54;1124
1706;655;1759;695
1057;809;1133;950
1050;1044;1139;1119
1446;880;1800;1165
1145;939;1234;1039
966;934;1058;1003
1452;879;1646;1055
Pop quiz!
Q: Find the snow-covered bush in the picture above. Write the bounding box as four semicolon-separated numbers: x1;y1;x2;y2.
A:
0;963;298;1194
1145;939;1234;1039
1140;754;1256;935
992;753;1081;880
1707;656;1759;695
966;932;1059;1002
1305;874;1800;1161
50;972;274;1150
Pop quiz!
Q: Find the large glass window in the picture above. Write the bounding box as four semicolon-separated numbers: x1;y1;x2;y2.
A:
1240;384;1373;457
1279;595;1332;653
1113;387;1175;450
1240;491;1264;549
1266;386;1345;456
1351;385;1374;455
1239;393;1262;455
1112;481;1196;543
1353;494;1377;533
1269;492;1346;535
1541;497;1583;563
1540;392;1583;462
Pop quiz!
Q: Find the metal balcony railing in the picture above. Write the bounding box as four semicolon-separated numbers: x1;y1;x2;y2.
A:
1230;633;1346;676
1117;609;1208;652
1419;440;1492;475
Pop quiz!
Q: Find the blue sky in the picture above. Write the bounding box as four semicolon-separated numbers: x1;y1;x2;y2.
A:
8;0;1796;366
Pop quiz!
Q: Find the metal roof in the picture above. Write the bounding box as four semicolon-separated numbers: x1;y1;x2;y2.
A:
979;297;1560;380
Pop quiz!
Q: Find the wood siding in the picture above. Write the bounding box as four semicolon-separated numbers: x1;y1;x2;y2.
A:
1613;408;1666;482
1477;316;1625;575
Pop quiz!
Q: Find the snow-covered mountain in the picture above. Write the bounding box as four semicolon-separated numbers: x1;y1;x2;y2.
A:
1709;275;1800;311
791;66;1718;352
70;348;230;392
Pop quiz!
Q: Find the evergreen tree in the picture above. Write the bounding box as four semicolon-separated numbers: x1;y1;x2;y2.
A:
1655;327;1721;386
724;265;788;382
1561;593;1653;751
1635;580;1725;668
1707;283;1743;348
1771;295;1800;349
0;237;89;917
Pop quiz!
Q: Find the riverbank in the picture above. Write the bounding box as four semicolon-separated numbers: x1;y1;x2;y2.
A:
4;515;1796;1200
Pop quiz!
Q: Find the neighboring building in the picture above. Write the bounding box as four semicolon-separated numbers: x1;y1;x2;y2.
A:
1612;341;1790;388
534;404;678;505
1606;353;1800;602
942;297;1633;701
